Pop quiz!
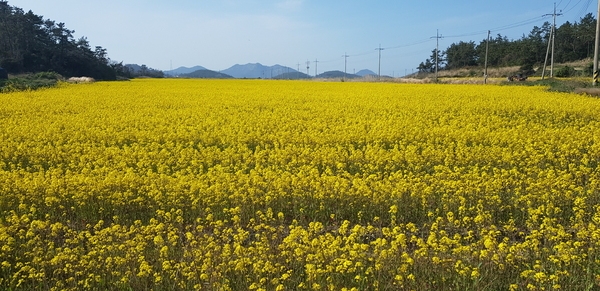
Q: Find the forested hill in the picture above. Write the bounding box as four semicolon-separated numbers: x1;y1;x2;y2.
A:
418;13;597;75
0;1;124;80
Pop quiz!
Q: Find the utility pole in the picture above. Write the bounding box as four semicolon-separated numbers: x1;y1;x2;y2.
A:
306;60;310;77
542;27;552;80
551;3;561;78
594;0;600;85
484;30;490;84
431;29;443;81
314;59;319;77
376;44;384;80
297;63;300;79
544;3;562;78
342;52;349;81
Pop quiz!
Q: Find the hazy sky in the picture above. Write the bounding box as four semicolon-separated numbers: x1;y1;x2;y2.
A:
9;0;598;76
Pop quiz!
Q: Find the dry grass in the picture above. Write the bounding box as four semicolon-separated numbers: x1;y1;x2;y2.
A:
574;87;600;97
431;66;522;78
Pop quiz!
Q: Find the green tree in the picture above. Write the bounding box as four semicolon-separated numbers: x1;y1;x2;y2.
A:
417;49;445;73
574;13;596;59
476;34;510;67
417;59;435;73
0;1;117;80
553;13;596;62
445;41;477;69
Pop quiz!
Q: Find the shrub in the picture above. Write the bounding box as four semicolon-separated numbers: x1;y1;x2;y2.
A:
555;65;576;77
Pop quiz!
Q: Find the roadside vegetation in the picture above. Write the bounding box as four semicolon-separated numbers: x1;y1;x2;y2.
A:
417;13;597;76
0;72;63;92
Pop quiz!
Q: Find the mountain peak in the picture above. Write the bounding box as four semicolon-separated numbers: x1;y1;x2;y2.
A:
356;69;377;77
165;65;207;76
222;63;296;79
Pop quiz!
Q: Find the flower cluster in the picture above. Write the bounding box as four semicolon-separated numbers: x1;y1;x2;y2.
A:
0;79;599;290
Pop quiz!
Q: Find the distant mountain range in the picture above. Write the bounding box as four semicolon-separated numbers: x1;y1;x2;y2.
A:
165;63;298;79
180;69;233;79
222;63;297;79
125;64;161;74
273;71;311;80
355;69;377;77
165;66;207;76
163;63;379;80
315;70;360;79
125;64;164;77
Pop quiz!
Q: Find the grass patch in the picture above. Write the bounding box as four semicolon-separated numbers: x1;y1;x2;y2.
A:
501;77;596;93
0;71;63;92
535;78;592;92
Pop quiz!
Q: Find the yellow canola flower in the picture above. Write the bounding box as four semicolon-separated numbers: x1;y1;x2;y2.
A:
0;79;599;290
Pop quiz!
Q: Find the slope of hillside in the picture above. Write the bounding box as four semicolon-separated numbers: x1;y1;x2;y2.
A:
180;69;233;79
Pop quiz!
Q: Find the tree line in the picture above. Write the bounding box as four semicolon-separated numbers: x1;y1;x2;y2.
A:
418;13;597;76
0;1;157;80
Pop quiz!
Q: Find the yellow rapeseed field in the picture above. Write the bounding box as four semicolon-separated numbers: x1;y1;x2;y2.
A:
1;79;599;290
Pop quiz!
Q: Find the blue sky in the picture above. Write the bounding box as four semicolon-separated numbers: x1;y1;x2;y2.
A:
9;0;598;76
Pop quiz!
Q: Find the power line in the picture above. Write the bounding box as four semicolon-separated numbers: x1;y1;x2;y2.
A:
384;38;434;50
444;15;552;39
563;0;585;13
318;58;341;64
317;14;552;68
444;31;490;38
575;0;593;19
559;0;574;12
308;4;591;75
442;2;593;42
382;15;553;52
349;49;377;57
491;15;551;32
